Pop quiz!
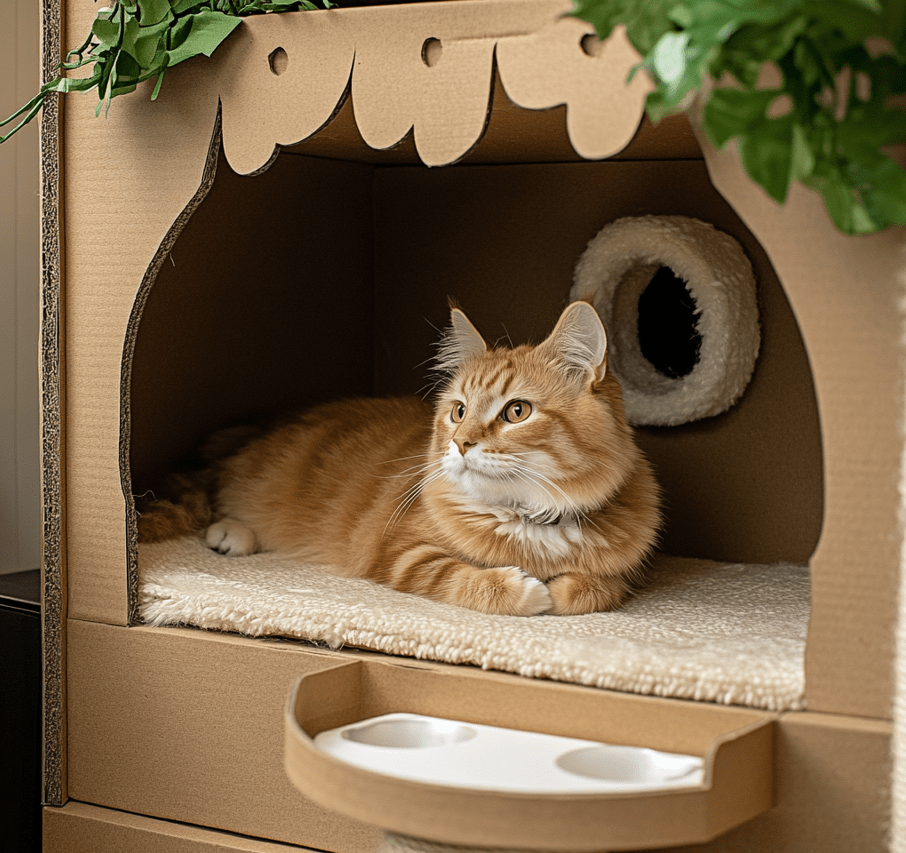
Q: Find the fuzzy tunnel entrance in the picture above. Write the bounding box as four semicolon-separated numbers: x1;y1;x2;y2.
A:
126;113;823;711
637;267;702;380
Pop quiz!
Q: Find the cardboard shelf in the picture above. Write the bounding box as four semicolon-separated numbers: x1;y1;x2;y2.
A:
284;659;775;850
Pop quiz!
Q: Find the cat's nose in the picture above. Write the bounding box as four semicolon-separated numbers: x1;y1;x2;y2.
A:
453;437;477;456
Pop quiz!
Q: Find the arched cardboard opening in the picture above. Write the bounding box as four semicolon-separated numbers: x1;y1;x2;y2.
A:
127;112;823;571
122;91;823;714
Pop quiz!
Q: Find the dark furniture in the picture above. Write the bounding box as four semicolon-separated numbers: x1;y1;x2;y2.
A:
1;569;42;853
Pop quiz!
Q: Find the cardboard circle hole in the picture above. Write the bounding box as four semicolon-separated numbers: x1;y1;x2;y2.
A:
422;37;443;67
580;33;606;58
268;47;289;76
637;266;702;379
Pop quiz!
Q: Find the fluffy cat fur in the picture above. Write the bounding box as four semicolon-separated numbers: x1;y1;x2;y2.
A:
138;301;661;616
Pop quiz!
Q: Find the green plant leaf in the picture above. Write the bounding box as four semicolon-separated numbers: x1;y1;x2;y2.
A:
165;10;243;66
789;122;815;182
651;32;690;92
92;17;121;47
570;0;635;42
809;172;877;234
139;0;174;26
702;87;779;148
738;113;799;203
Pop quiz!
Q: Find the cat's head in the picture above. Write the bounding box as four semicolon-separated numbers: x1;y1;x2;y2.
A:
430;301;641;516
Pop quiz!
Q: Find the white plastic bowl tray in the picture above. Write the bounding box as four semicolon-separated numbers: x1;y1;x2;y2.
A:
313;712;704;794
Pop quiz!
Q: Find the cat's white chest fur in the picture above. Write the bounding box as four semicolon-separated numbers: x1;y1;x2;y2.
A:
493;508;584;557
452;499;585;558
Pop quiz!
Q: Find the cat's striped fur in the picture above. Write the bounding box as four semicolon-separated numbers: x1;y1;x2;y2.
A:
138;302;661;616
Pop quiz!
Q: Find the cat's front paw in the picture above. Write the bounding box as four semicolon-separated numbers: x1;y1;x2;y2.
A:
205;518;257;557
545;573;629;615
466;566;553;617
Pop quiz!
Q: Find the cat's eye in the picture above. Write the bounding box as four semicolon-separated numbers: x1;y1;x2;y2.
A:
501;400;532;423
451;402;466;423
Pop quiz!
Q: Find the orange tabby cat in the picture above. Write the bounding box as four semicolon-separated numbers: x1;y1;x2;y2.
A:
138;301;661;616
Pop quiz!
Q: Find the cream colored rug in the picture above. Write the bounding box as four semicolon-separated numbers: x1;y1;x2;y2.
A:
139;536;809;711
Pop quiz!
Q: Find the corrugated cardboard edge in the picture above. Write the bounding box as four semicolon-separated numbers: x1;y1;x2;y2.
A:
118;110;224;625
40;0;65;808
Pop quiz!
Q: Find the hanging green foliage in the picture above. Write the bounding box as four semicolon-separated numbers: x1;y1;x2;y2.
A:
571;0;906;234
0;0;332;144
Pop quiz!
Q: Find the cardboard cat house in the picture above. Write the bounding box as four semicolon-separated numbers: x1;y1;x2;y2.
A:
40;0;903;851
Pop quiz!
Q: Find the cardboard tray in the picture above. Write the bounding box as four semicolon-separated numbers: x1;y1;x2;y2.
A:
284;658;774;850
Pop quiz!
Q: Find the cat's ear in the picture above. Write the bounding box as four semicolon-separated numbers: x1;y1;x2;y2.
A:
538;301;608;384
434;307;488;373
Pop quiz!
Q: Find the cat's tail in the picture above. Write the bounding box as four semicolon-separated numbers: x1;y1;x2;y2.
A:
136;471;216;543
136;423;266;544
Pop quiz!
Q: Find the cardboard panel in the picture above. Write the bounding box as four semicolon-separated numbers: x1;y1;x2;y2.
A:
373;160;822;565
62;0;222;625
210;0;645;172
63;618;889;853
496;16;650;160
66;619;380;853
650;712;892;853
44;801;322;853
701;138;906;719
68;619;775;852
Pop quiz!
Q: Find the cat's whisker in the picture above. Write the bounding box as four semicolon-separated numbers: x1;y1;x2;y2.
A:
384;465;445;534
375;458;439;480
385;480;434;534
508;462;592;527
416;377;448;399
377;453;433;466
372;453;437;480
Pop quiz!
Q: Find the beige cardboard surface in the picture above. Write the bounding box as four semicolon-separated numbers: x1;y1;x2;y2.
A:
285;659;774;850
64;618;889;853
209;0;645;172
287;77;699;167
66;619;380;852
701;136;906;719
62;0;222;625
44;801;324;853
650;712;892;853
67;618;773;851
495;16;650;160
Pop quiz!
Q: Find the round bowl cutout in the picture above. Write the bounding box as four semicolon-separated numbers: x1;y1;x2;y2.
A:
556;745;703;786
341;718;476;749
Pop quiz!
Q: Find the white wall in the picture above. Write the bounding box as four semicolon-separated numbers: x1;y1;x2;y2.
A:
0;0;41;574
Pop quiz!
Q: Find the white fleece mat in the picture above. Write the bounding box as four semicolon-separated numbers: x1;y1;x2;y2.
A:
139;536;809;711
